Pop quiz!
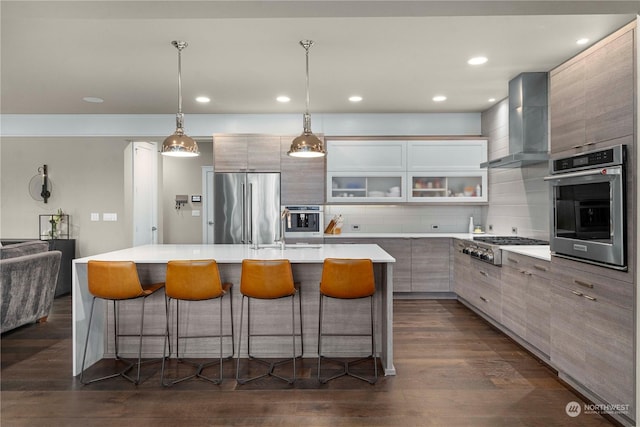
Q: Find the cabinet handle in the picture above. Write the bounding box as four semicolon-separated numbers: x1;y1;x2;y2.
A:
583;294;597;301
507;257;518;263
479;296;489;303
573;279;594;289
572;144;582;149
533;264;548;272
571;290;584;297
479;271;488;276
520;270;532;276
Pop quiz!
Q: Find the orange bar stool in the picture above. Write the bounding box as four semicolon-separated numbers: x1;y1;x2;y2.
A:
160;260;234;386
318;258;378;384
80;260;166;385
236;259;303;384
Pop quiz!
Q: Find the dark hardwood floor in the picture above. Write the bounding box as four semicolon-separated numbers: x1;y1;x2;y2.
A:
1;296;614;426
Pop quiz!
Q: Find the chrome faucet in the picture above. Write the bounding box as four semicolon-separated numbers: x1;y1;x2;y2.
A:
276;208;291;249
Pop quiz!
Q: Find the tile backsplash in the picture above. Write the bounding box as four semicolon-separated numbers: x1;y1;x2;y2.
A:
324;205;483;233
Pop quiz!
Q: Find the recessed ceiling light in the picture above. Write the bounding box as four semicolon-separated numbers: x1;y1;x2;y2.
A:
488;98;496;102
195;96;210;103
576;38;589;45
349;95;363;102
82;96;104;103
276;95;291;103
432;95;447;102
467;56;488;65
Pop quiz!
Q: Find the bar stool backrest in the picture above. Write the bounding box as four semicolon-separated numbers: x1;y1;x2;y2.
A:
240;259;295;299
165;260;225;300
320;258;375;299
87;260;145;300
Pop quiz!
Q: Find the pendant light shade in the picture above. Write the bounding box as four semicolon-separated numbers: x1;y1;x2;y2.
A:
162;41;199;157
288;40;325;158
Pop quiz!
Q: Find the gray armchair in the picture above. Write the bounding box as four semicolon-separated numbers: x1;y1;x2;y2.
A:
1;241;62;333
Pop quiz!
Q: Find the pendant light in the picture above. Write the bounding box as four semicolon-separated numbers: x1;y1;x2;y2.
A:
161;40;199;157
288;40;325;158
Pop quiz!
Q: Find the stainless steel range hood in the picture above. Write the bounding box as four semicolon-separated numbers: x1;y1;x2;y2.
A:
481;72;549;168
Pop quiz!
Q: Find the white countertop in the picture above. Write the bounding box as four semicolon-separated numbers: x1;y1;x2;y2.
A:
501;246;551;261
74;243;396;264
323;232;551;262
324;232;479;239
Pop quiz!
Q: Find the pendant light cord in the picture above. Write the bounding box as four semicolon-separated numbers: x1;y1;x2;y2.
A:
304;43;310;116
177;47;182;114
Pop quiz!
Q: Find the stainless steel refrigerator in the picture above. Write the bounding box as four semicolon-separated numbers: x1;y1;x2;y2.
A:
213;172;281;245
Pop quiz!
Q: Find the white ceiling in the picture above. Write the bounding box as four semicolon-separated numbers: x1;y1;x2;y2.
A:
1;1;637;115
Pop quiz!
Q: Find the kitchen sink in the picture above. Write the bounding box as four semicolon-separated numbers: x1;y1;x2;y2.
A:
254;243;322;250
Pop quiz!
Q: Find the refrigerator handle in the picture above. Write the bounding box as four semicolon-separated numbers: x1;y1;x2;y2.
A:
241;183;246;243
248;183;253;244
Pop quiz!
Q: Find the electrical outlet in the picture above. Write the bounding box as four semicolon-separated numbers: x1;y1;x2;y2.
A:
351;224;360;231
511;226;518;234
430;224;439;230
488;224;493;231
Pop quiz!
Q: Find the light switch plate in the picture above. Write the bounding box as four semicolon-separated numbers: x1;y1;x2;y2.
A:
103;213;117;221
90;213;100;221
192;210;200;217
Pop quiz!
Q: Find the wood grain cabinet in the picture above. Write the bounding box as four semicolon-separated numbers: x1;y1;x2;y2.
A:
378;238;412;292
451;239;472;297
550;23;635;155
328;237;451;293
280;137;325;205
468;259;502;321
410;238;450;292
214;135;281;172
550;263;635;421
501;251;551;356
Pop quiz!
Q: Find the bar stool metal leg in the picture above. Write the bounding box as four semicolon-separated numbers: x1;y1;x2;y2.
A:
81;296;153;385
235;293;300;385
317;294;378;385
161;287;234;387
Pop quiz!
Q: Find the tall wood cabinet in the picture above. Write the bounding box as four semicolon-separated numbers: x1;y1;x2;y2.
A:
549;22;635;155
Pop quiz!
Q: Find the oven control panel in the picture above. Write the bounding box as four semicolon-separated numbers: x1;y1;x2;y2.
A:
552;145;625;173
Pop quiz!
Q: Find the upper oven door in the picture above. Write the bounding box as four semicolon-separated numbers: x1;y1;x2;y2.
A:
544;165;625;268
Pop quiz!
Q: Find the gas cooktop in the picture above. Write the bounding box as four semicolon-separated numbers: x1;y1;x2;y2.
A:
473;236;549;246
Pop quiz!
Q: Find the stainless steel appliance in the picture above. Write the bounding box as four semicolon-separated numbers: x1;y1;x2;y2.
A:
283;205;324;238
460;236;549;266
214;172;280;245
544;145;626;270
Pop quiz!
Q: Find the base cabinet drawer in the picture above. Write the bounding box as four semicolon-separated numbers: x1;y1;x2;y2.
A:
467;260;502;321
550;280;635;421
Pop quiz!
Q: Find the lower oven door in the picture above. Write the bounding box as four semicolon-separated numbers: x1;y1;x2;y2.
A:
545;165;626;269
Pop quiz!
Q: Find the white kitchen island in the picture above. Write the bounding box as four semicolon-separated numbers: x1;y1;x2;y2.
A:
72;243;396;376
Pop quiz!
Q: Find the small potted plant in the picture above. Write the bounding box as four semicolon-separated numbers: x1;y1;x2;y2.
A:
49;208;64;239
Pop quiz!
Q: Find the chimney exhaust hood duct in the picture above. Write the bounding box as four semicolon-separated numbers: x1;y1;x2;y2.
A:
481;72;549;168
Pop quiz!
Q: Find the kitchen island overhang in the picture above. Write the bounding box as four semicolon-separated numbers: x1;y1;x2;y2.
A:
72;244;396;377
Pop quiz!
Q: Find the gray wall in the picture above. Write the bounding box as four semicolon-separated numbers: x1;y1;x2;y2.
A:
0;137;128;257
481;98;550;239
161;140;213;244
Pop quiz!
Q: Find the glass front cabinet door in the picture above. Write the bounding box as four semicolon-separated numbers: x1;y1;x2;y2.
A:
408;171;487;202
327;172;406;203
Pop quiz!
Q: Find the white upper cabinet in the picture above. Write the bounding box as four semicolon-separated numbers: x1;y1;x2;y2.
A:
326;138;488;204
326;140;406;171
407;140;487;171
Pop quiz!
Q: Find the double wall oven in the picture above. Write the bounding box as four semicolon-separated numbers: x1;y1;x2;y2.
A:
544;145;627;270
